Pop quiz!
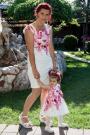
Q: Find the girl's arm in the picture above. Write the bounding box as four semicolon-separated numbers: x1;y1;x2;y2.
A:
24;26;40;79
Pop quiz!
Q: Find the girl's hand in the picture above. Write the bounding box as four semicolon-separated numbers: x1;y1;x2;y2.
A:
32;68;40;79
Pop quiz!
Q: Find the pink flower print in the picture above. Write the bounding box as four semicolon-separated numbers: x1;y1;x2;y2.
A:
45;28;49;36
37;42;41;51
38;31;42;39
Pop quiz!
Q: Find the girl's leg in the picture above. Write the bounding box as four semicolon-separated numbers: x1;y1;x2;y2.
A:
45;116;54;133
58;115;68;127
58;115;63;125
20;88;41;123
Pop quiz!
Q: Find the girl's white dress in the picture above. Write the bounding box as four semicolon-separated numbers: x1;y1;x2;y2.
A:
23;24;53;88
42;84;69;117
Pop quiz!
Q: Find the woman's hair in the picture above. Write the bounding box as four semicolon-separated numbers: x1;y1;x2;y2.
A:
48;69;61;81
35;2;52;15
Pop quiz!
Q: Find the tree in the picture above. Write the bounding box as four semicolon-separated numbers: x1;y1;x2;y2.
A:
7;0;73;22
73;0;90;35
0;0;14;4
73;0;90;53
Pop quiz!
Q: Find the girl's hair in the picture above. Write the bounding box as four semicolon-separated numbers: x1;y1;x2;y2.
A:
35;2;52;15
48;69;61;81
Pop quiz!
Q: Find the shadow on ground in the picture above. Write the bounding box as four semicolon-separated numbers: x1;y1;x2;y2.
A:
18;122;69;135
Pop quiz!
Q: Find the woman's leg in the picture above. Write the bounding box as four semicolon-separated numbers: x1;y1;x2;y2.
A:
40;88;48;122
21;88;41;123
41;88;48;108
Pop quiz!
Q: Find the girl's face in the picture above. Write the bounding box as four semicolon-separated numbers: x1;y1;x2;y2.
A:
49;77;57;86
36;9;50;23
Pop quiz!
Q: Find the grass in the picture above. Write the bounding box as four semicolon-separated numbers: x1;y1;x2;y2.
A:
69;51;90;60
0;57;90;129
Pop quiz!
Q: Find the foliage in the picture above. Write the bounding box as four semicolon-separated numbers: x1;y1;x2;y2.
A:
70;18;80;26
69;51;90;60
14;1;38;20
7;0;28;18
44;0;72;22
0;0;13;4
7;0;73;22
63;35;78;51
73;0;90;22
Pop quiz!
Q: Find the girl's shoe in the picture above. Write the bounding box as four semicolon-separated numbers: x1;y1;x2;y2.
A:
39;115;53;126
45;126;54;133
58;123;69;128
19;113;33;129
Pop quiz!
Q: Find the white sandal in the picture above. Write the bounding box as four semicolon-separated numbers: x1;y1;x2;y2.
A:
40;115;53;126
19;113;33;129
58;123;69;128
45;126;54;133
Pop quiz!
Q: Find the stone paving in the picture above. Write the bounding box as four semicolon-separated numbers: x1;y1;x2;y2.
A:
0;124;90;135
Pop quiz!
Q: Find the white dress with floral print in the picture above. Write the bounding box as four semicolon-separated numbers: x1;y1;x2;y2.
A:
23;23;53;88
42;84;69;117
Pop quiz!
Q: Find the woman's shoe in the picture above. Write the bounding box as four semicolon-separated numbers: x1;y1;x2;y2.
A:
19;113;33;129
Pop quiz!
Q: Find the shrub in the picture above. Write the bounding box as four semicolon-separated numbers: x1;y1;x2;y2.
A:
8;0;72;22
13;1;38;20
63;35;78;51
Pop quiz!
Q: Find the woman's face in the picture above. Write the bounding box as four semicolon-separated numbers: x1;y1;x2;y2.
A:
36;9;50;23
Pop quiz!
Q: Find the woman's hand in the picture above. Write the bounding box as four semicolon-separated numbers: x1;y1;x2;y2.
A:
32;68;40;79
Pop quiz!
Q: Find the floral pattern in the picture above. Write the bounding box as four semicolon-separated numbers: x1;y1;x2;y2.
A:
23;24;51;54
44;84;63;111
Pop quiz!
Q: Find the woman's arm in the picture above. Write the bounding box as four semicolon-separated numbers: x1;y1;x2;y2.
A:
24;26;40;79
48;27;57;69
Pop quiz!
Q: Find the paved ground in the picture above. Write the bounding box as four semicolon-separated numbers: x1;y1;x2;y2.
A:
64;52;90;64
0;124;90;135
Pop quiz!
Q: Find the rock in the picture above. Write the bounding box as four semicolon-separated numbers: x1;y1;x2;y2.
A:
2;66;19;75
13;69;30;91
56;50;67;73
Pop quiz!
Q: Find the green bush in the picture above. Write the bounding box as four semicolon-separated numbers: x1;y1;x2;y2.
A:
8;0;72;22
7;0;26;18
14;1;36;20
63;35;78;51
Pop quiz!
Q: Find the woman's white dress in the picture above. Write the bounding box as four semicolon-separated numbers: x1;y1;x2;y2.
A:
23;23;53;88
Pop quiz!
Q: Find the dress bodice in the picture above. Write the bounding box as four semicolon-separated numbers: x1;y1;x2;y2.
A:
23;23;51;54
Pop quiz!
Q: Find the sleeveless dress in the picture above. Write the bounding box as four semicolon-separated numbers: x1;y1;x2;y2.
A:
23;23;53;88
42;84;69;117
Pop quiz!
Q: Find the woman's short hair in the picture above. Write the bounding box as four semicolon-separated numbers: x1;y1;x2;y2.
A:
35;2;52;15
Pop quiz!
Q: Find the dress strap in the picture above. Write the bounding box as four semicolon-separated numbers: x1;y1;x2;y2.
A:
44;23;51;35
23;24;36;34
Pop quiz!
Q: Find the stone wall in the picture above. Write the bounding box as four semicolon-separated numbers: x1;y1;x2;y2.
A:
0;61;30;92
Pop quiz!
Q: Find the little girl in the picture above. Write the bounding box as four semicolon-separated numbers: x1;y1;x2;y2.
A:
37;69;69;133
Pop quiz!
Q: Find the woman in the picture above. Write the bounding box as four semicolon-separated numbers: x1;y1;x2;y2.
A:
19;2;56;128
